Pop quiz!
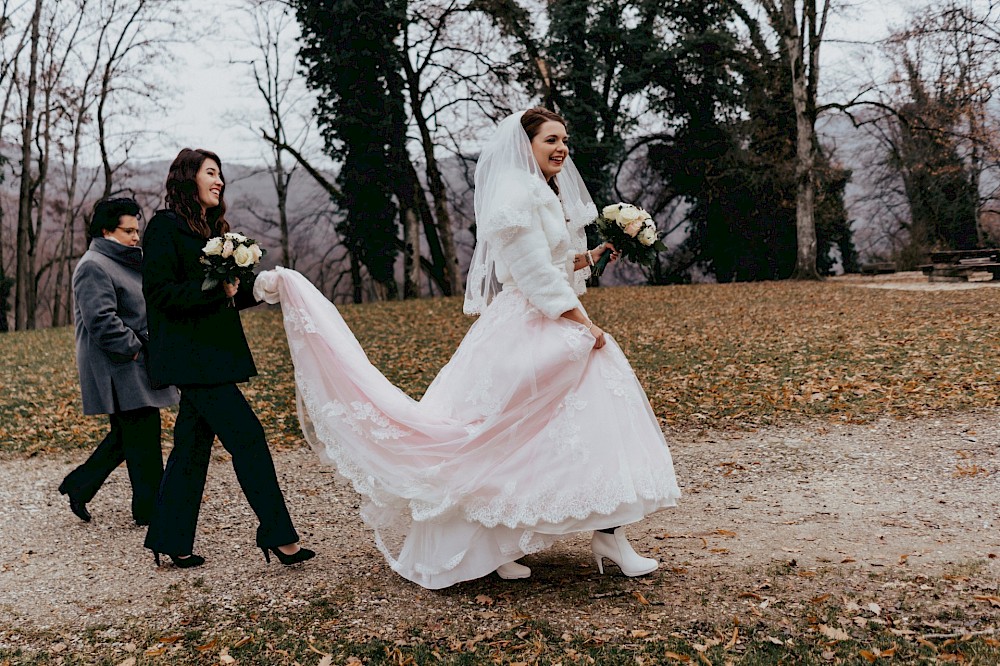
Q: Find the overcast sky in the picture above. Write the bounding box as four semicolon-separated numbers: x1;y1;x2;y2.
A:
148;0;926;165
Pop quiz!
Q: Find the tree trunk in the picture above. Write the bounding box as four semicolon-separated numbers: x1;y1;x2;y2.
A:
401;53;462;296
273;154;293;268
15;0;43;330
403;158;450;296
349;249;362;304
781;0;821;280
402;206;421;299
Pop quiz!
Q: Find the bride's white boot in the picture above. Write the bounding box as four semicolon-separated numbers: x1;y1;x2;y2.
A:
496;561;531;580
591;528;658;577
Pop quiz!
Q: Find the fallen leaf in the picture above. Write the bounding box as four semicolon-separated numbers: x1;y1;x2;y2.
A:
144;647;166;656
195;639;217;652
973;595;1000;607
157;635;182;644
633;590;650;605
818;625;850;641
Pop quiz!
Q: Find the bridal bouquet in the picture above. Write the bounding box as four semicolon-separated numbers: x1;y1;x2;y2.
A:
590;202;666;276
200;232;265;304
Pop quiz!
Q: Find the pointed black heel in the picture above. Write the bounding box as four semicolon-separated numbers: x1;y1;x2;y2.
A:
153;551;205;568
261;545;316;566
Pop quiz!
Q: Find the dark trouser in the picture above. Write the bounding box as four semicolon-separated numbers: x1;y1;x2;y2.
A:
59;406;164;523
144;384;298;556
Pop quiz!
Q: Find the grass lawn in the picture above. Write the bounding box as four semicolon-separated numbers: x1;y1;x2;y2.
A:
3;279;1000;456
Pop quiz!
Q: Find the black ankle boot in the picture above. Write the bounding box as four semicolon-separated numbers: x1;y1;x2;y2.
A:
58;481;91;523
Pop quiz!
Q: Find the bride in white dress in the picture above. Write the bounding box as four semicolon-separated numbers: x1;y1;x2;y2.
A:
254;107;680;589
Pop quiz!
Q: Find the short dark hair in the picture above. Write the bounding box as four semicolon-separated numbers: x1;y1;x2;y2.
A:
89;197;142;240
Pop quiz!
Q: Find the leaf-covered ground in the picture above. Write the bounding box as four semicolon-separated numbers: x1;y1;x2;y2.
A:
2;279;1000;664
3;280;1000;456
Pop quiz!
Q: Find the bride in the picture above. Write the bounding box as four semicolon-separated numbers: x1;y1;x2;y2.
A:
254;107;680;589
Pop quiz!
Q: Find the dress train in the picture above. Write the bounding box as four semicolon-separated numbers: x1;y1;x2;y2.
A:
255;267;679;589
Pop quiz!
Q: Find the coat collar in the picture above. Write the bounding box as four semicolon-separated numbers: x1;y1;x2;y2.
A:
152;209;208;240
90;237;143;269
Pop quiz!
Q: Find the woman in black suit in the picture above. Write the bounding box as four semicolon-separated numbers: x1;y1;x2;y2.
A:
141;148;314;568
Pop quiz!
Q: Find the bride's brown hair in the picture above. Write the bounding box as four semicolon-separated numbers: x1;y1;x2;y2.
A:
520;106;566;140
165;148;230;238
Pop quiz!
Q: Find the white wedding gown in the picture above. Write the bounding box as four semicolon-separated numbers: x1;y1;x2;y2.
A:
256;267;680;589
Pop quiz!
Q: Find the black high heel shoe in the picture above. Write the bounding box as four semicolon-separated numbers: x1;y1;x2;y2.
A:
153;552;205;568
261;545;316;566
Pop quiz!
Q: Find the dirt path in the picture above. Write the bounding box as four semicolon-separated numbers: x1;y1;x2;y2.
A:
2;411;998;643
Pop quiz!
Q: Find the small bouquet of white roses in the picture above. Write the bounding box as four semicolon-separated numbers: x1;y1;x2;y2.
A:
590;202;666;276
200;232;266;306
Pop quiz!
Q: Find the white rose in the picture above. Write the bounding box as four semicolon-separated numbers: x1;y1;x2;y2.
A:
623;219;643;237
222;239;234;258
617;205;641;225
602;204;621;222
638;225;657;246
248;243;263;263
233;244;254;267
203;237;224;256
225;232;248;243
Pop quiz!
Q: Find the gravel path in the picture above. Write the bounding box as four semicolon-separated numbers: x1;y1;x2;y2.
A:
2;411;999;638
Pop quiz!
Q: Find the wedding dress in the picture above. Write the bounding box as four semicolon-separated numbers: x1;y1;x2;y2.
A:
254;112;679;589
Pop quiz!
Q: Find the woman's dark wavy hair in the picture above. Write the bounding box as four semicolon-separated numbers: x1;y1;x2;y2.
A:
520;106;567;194
165;148;229;238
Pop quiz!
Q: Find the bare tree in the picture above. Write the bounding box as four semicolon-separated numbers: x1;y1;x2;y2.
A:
0;0;29;332
849;1;1000;263
238;0;314;270
13;0;43;330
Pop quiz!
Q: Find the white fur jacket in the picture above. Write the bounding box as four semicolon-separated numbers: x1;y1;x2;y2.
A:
485;172;592;319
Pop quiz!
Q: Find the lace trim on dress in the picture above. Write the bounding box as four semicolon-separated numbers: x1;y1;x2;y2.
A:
462;466;677;529
298;367;676;531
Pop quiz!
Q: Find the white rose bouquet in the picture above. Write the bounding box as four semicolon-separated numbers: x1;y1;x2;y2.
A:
200;232;266;306
590;202;666;276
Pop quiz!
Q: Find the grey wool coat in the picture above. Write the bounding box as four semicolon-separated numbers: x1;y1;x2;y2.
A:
73;238;179;415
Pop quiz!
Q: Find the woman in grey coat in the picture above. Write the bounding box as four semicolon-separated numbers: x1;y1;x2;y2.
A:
58;198;179;526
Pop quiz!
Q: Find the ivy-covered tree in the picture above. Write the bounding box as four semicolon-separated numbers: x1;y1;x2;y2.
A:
291;0;405;301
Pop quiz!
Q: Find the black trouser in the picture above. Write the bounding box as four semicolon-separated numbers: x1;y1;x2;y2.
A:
144;383;298;556
60;406;163;523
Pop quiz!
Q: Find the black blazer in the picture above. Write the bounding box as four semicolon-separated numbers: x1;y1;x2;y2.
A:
142;210;259;388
